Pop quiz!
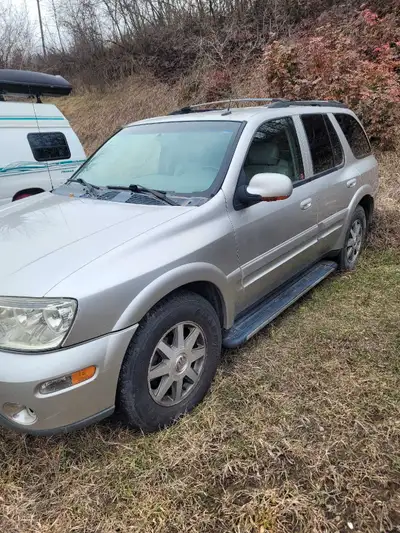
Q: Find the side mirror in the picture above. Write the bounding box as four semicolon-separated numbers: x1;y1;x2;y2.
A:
247;172;293;202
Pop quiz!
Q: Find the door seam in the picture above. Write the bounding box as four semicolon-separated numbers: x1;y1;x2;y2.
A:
222;190;244;291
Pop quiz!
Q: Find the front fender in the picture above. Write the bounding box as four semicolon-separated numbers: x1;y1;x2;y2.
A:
113;262;237;332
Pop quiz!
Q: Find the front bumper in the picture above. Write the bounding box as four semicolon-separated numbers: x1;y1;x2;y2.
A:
0;324;138;435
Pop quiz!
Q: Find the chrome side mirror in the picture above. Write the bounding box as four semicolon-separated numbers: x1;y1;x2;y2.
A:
247;172;293;201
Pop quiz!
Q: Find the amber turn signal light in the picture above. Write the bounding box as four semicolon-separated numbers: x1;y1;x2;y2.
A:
71;366;96;385
39;366;97;394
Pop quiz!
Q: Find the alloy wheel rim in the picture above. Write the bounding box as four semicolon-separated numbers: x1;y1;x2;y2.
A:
346;219;363;265
148;322;207;406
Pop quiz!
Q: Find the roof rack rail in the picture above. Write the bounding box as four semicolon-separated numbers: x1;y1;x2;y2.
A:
269;99;347;109
169;97;347;115
169;98;289;115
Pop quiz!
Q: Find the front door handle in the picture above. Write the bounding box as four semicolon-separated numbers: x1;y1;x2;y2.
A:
300;198;312;210
346;178;357;188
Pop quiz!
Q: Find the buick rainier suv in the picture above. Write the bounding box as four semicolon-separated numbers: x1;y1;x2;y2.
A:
0;98;378;434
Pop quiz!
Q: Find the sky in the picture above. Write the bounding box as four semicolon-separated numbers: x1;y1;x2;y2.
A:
11;0;53;48
14;0;41;25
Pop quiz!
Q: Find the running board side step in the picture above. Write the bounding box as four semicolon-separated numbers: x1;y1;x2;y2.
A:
223;260;337;348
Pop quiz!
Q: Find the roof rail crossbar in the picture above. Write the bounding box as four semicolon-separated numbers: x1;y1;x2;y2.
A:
169;106;222;115
268;99;347;109
169;97;289;115
190;98;288;108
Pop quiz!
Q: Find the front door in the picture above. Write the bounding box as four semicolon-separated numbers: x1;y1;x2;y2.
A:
229;117;320;312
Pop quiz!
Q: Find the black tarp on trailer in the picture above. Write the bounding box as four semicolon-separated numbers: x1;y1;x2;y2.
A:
0;69;72;97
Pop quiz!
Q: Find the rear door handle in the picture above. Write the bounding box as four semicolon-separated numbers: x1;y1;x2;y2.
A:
300;198;312;210
346;178;357;188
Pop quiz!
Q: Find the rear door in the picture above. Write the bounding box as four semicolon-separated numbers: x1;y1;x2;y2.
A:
299;113;359;254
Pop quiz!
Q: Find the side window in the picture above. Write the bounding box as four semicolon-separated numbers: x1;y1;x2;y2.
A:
243;117;304;183
301;114;335;175
325;116;344;167
334;113;371;159
27;132;71;162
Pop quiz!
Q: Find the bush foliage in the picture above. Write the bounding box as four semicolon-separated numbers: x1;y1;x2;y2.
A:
236;7;400;148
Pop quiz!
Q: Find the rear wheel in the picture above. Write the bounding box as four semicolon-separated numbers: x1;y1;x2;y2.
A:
338;205;367;271
117;291;222;432
13;189;44;201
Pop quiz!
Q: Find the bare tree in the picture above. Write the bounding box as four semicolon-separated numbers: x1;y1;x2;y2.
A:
38;0;361;87
0;1;34;68
49;0;66;52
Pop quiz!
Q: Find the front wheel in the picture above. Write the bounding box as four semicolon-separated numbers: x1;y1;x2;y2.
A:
338;205;367;271
117;291;222;432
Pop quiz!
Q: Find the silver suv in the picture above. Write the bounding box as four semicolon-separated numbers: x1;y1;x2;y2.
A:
0;98;378;435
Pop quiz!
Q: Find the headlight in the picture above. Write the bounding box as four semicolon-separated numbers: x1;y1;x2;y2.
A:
0;297;77;352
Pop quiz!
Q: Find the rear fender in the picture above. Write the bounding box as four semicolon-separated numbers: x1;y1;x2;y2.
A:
332;184;375;250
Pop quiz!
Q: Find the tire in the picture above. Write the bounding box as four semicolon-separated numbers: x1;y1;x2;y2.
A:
117;290;222;432
338;205;367;271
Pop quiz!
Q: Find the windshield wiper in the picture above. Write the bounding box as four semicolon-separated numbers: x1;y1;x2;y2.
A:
106;184;178;206
67;177;100;194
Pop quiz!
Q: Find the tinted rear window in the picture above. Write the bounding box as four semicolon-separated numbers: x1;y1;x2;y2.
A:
28;132;71;162
301;114;334;174
334;114;371;159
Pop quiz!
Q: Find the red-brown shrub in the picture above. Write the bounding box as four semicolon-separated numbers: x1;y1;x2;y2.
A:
202;69;233;102
244;7;400;148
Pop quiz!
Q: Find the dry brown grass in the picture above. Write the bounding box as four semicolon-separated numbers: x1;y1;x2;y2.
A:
372;149;400;250
1;81;399;533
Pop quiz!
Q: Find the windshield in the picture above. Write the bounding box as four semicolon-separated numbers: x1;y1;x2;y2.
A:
71;121;242;197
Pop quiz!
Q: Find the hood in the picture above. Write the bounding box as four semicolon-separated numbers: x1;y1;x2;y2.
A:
0;192;193;297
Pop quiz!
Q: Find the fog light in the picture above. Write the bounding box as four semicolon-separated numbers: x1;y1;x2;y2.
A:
3;403;37;425
39;366;96;395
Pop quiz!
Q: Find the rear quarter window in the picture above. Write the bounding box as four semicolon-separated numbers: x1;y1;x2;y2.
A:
334;114;371;159
28;132;71;162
